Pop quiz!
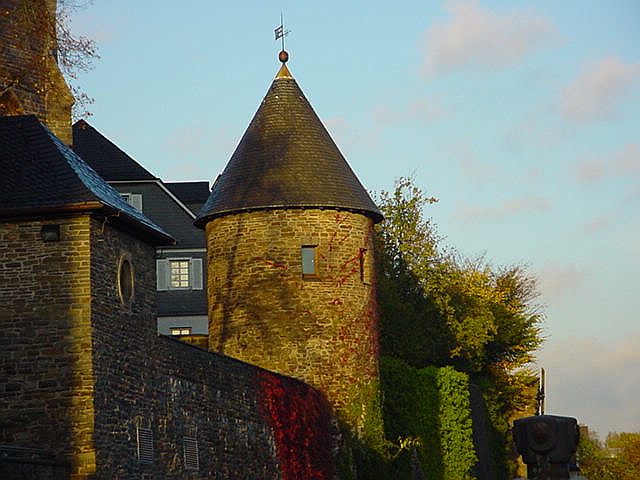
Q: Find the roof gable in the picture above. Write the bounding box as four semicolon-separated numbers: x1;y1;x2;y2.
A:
72;120;157;181
0;115;173;244
165;181;210;206
195;63;382;226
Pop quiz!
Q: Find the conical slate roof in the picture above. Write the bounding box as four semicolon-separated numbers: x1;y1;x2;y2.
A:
195;59;382;227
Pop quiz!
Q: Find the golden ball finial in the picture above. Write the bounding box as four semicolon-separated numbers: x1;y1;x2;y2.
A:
279;50;289;63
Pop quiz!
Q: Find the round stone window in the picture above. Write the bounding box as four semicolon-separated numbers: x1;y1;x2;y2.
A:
118;256;134;305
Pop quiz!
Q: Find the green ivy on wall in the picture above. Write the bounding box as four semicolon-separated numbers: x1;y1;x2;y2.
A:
381;357;478;480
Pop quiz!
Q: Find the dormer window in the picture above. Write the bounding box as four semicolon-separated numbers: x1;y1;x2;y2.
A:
120;192;143;211
301;245;317;277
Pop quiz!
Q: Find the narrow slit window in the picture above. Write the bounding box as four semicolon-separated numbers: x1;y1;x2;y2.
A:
359;248;367;283
301;246;317;276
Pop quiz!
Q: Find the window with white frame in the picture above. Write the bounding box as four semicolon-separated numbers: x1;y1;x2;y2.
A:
170;260;190;288
170;327;192;336
156;258;203;291
120;193;143;211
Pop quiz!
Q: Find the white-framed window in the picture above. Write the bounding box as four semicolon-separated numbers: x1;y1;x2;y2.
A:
170;327;192;336
120;193;143;212
170;259;190;288
156;258;203;291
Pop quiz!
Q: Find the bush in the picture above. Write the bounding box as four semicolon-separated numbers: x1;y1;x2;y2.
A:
381;357;477;479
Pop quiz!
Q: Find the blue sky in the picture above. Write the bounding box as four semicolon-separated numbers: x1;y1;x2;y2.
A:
70;0;639;437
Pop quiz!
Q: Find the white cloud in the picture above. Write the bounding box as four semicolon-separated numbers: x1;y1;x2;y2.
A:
535;263;587;305
422;0;557;76
455;194;550;223
561;57;640;123
538;332;640;436
574;144;640;183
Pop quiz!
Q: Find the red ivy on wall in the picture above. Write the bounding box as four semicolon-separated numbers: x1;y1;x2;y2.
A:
257;371;334;480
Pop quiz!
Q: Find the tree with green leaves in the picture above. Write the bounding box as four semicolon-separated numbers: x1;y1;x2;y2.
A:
374;177;543;478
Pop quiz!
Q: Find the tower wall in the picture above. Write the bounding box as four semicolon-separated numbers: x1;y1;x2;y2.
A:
0;215;96;476
206;208;382;436
0;0;73;143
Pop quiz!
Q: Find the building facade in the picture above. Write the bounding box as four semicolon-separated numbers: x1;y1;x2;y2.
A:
72;120;210;342
1;2;385;477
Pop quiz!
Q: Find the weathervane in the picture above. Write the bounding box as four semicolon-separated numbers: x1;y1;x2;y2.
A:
274;13;291;63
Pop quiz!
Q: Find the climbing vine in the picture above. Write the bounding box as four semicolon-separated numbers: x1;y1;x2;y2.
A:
257;371;334;480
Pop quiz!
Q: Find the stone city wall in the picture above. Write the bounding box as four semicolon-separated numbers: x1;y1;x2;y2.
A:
88;219;336;479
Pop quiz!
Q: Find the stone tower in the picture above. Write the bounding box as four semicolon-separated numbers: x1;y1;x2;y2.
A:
0;0;73;143
195;53;384;438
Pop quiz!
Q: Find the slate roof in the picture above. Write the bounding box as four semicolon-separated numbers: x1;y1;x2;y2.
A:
0;115;173;245
195;62;383;227
166;181;211;205
72;119;157;181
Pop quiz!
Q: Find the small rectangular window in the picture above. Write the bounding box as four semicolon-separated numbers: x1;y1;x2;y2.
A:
121;193;143;211
170;327;192;336
157;258;203;291
301;246;317;276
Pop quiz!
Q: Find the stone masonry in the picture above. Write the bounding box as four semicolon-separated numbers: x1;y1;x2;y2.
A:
0;0;73;143
0;216;96;476
0;212;337;478
206;208;383;439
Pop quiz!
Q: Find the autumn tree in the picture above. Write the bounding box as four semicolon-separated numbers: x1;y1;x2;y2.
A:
375;177;542;375
374;177;543;477
579;432;640;479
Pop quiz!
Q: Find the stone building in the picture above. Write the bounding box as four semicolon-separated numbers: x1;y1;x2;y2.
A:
0;1;384;477
0;114;337;479
72;120;210;343
195;58;384;439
